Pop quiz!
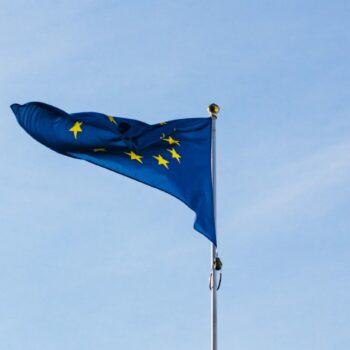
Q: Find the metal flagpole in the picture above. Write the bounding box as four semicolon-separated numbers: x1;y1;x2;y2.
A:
208;103;222;350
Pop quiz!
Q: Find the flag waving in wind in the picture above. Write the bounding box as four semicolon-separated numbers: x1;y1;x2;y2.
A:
11;102;216;245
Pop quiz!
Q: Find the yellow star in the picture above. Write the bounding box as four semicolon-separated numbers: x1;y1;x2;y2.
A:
69;121;83;139
153;154;169;169
125;150;143;164
167;148;181;163
107;115;118;125
163;136;180;146
93;148;107;152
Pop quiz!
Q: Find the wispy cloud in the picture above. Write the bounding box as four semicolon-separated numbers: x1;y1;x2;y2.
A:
229;141;350;234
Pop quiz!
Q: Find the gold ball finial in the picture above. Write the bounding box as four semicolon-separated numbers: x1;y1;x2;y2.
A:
208;103;220;118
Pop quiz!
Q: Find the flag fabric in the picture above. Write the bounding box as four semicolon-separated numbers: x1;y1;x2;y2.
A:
11;102;216;245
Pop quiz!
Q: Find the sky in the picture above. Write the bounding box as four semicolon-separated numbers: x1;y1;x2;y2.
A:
1;0;350;349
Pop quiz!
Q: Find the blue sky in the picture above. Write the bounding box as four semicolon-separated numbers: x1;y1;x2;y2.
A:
1;0;350;349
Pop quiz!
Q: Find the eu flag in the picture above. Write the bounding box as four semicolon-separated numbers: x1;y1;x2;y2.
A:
11;102;216;245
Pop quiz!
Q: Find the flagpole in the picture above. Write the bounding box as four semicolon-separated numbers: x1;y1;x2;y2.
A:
208;103;222;350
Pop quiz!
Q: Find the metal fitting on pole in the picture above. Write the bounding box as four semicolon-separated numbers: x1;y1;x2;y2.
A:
208;103;220;119
213;257;223;271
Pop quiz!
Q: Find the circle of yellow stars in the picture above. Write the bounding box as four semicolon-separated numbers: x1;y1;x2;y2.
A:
69;117;182;170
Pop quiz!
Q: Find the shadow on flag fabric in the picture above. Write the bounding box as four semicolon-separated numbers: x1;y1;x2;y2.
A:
11;102;216;246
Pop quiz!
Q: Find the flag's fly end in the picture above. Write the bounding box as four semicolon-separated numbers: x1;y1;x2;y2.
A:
10;103;20;113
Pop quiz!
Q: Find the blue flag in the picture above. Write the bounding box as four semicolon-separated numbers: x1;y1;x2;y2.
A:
11;102;216;245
